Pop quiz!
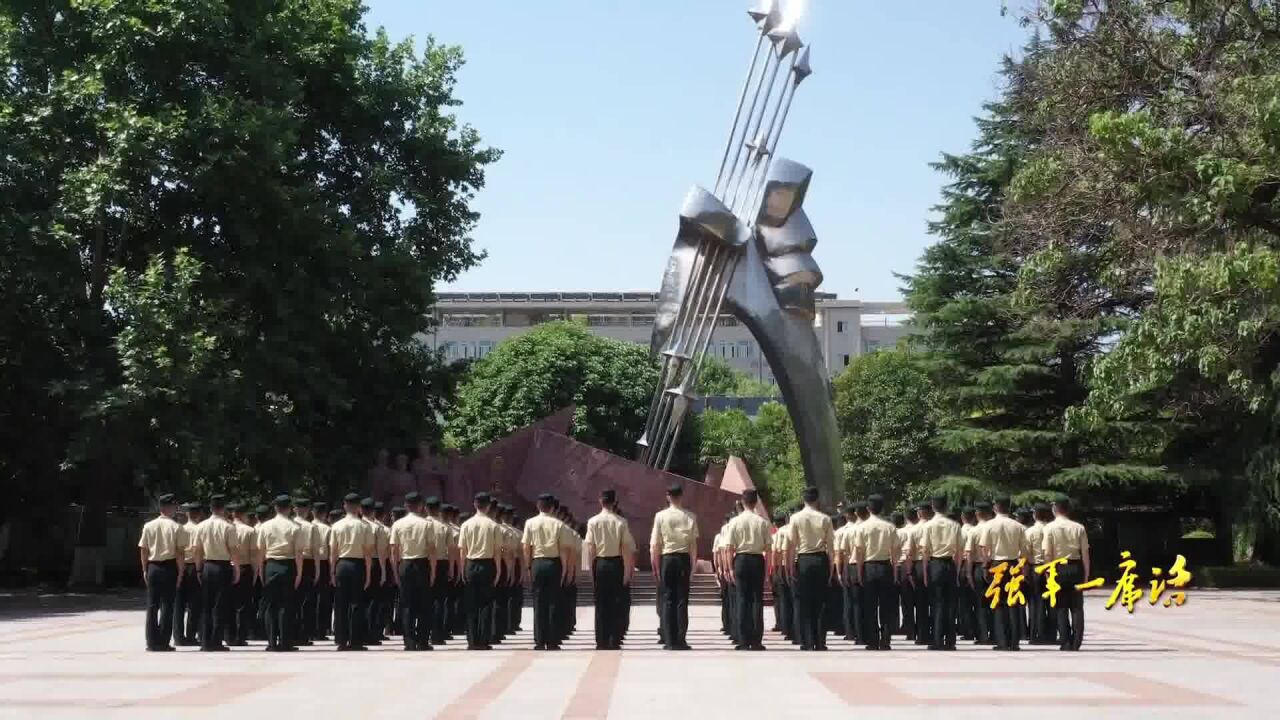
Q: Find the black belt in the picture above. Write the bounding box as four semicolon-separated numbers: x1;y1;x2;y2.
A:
467;558;496;564
661;552;690;558
594;556;620;560
266;557;295;563
147;559;177;566
798;551;828;557
337;557;363;562
735;552;765;556
864;559;891;565
205;559;231;564
928;557;955;563
400;557;429;563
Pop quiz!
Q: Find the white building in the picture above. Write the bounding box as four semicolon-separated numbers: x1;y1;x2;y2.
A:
425;291;909;382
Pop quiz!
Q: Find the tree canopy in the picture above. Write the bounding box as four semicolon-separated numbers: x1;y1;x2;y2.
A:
0;0;497;514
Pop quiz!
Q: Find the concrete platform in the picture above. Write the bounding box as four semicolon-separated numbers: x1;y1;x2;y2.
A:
0;589;1276;718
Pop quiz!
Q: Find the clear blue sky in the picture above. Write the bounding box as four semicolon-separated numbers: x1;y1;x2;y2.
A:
365;1;1030;301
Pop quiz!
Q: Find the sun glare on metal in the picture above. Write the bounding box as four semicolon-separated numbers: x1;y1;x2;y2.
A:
779;0;807;32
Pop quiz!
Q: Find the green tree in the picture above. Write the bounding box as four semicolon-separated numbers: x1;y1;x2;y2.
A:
0;0;497;524
832;349;940;507
902;48;1171;507
446;323;683;463
697;356;779;397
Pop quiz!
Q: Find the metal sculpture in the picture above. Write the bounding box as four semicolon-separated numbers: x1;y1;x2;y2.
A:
637;0;842;503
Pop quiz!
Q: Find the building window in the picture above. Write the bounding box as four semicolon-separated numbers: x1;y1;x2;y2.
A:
836;320;847;333
717;316;739;327
842;354;850;367
441;312;501;328
477;341;495;358
865;340;881;353
631;314;655;327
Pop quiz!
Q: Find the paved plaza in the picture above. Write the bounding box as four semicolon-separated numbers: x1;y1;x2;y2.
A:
0;589;1277;718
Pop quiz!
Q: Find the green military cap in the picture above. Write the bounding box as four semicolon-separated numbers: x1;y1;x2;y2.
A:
226;501;243;512
254;504;270;515
328;508;343;521
273;494;292;507
209;494;227;508
293;496;311;506
373;501;385;511
360;497;375;509
404;491;422;504
312;501;328;512
424;496;441;508
157;493;177;505
343;492;361;504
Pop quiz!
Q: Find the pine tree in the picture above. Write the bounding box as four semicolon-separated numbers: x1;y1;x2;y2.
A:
902;53;1175;507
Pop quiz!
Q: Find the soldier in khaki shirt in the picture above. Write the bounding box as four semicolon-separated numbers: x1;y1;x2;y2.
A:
978;497;1028;650
290;498;319;647
834;503;862;644
458;492;504;650
525;493;572;650
329;493;372;651
855;495;901;650
956;506;979;641
501;505;525;636
1042;497;1091;651
585;489;635;650
193;494;241;651
906;502;934;645
789;487;835;651
1025;502;1054;645
967;502;994;644
895;510;916;641
423;497;453;645
256;495;304;651
723;489;771;650
226;502;256;646
650;483;699;650
310;501;333;642
769;512;794;640
389;492;438;651
138;493;186;651
174;502;206;647
918;496;963;650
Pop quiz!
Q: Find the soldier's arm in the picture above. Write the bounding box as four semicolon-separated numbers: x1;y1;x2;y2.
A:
293;535;304;589
138;545;149;585
1080;529;1091;580
649;522;661;577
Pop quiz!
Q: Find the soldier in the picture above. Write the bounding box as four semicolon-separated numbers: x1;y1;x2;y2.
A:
389;491;438;651
723;489;770;651
256;495;303;652
459;493;505;649
769;512;793;640
504;508;525;634
835;503;862;643
524;493;570;650
359;498;387;645
919;495;963;651
374;502;395;639
1025;502;1054;645
251;504;270;640
967;501;994;644
330;493;372;651
978;496;1028;651
956;507;978;641
424;497;453;645
854;494;901;650
1042;496;1090;651
311;501;333;641
290;497;319;647
491;504;516;644
896;509;916;640
444;505;466;638
389;505;408;637
614;504;633;641
193;494;241;651
789;487;834;652
226;502;256;646
174;502;205;647
585;489;635;650
909;501;934;645
138;493;186;651
650;483;699;651
1015;508;1034;638
714;513;733;640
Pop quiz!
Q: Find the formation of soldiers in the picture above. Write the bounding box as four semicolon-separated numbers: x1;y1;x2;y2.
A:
136;488;623;652
136;482;1090;653
720;490;1092;652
